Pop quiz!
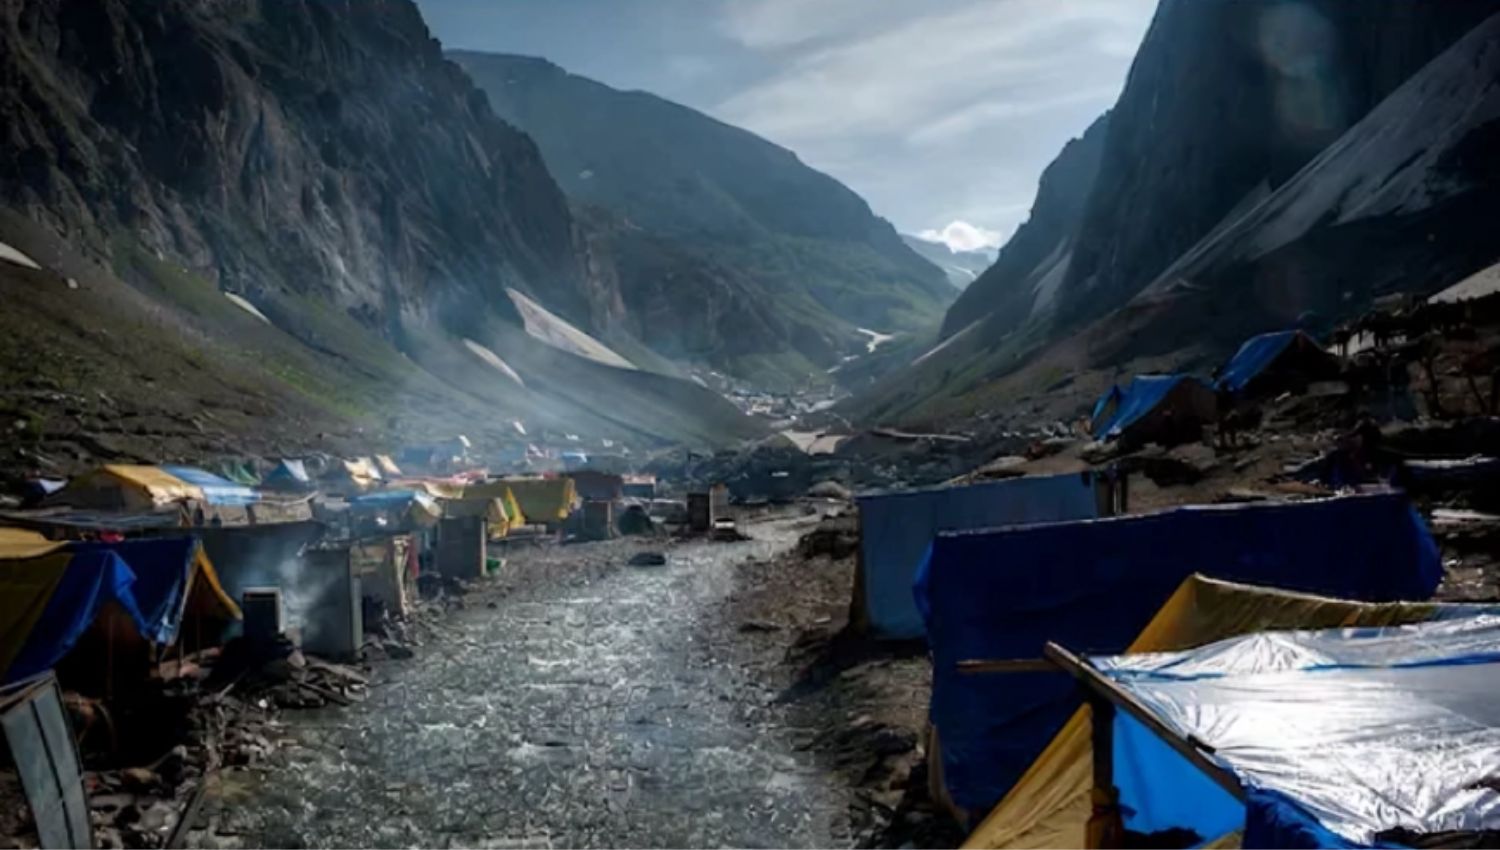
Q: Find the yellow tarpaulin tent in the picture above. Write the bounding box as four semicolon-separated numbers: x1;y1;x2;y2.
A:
0;528;65;560
0;542;73;675
468;479;571;524
964;574;1442;849
55;465;206;511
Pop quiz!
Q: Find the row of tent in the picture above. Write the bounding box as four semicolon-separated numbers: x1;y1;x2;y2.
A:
849;465;1486;846
1089;330;1340;445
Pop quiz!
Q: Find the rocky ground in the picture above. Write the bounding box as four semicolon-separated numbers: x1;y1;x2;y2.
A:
163;510;937;849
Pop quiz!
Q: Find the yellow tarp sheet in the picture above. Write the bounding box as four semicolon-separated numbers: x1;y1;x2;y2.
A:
468;479;570;524
375;454;403;476
190;547;243;621
342;458;383;489
0;528;65;559
0;551;73;675
966;574;1440;849
404;479;468;501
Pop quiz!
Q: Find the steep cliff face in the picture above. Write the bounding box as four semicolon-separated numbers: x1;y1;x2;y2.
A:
0;0;601;333
0;0;762;452
850;3;1500;428
939;113;1109;340
451;51;954;384
1057;0;1498;327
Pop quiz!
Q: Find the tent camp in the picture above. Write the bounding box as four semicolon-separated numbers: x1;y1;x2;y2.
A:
46;465;258;512
916;493;1441;820
853;473;1110;639
1215;330;1341;397
0;533;240;683
1090;375;1218;447
1043;607;1500;848
263;459;313;491
348;489;443;532
968;575;1482;849
481;478;576;525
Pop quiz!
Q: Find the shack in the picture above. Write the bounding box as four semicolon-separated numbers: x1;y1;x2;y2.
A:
1090;375;1218;448
1215;329;1342;399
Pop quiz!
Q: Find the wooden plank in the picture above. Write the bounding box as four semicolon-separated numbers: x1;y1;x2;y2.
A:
1044;641;1247;802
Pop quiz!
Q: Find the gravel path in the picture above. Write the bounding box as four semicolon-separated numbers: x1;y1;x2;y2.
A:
198;516;856;848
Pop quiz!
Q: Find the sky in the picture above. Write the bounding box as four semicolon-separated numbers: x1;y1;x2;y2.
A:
416;0;1158;252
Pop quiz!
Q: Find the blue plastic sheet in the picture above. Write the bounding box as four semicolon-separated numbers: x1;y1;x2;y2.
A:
1093;614;1500;846
160;465;259;506
918;493;1441;814
6;550;149;683
1091;375;1209;440
1216;331;1299;394
855;474;1100;639
73;538;200;645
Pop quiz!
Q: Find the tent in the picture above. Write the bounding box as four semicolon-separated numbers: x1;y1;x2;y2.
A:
853;473;1107;639
375;454;403;477
481;478;576;524
348;489;443;530
72;538;241;644
1047;608;1500;848
263;459;313;490
460;480;527;526
968;575;1479;849
916;492;1441;820
1215;330;1341;397
46;465;258;511
323;458;384;493
1089;375;1218;447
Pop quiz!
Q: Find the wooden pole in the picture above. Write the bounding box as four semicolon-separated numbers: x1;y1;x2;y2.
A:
1044;642;1246;802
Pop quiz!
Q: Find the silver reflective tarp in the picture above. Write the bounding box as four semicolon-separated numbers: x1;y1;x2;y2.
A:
1091;614;1500;844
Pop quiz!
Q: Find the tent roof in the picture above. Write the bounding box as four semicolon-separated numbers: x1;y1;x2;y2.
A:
1091;375;1210;440
1215;330;1327;394
158;465;258;506
1088;613;1500;846
968;574;1467;850
266;459;311;484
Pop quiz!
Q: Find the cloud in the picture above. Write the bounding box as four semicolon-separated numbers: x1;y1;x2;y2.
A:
919;221;1007;253
711;0;1154;235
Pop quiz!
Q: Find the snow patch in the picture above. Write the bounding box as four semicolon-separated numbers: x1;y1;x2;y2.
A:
463;339;526;387
913;319;980;366
224;292;272;324
505;288;637;371
0;241;42;270
855;327;894;354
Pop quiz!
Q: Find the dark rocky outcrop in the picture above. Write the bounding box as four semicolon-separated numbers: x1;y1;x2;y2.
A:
1057;0;1498;327
939;112;1109;339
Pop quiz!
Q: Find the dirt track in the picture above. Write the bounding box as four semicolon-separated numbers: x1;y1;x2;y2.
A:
192;514;878;849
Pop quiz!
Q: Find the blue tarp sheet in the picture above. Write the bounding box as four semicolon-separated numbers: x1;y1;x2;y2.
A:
1093;614;1500;847
917;493;1442;815
1091;375;1206;440
6;549;150;683
160;466;259;506
72;538;200;645
1216;331;1300;394
855;474;1100;639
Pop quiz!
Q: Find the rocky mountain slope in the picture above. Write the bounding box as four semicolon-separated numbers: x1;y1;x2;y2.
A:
900;235;994;291
938;113;1110;339
451;51;954;387
0;0;763;468
851;2;1500;427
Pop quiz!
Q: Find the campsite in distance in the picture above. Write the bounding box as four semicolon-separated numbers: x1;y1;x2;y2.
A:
2;0;1500;848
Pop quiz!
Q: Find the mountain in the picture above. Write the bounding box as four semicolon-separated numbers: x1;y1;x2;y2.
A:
851;1;1500;427
450;51;954;387
938;113;1110;339
0;0;762;477
900;235;995;291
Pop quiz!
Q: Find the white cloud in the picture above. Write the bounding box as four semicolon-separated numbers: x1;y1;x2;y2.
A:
920;221;1007;253
710;0;1155;234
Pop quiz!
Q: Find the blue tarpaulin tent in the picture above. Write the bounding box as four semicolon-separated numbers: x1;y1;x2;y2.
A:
1090;375;1217;444
1;548;149;683
158;466;259;506
1086;613;1500;847
916;492;1442;816
1215;330;1337;396
854;474;1102;639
